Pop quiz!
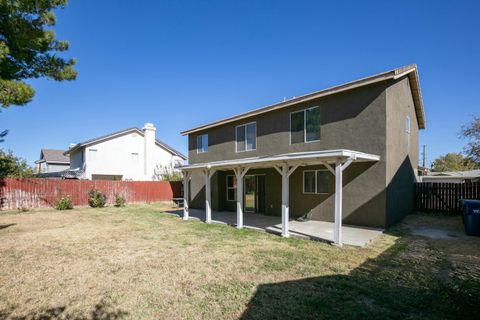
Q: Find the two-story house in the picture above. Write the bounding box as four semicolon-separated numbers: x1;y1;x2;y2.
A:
179;65;425;246
64;123;187;180
35;149;70;174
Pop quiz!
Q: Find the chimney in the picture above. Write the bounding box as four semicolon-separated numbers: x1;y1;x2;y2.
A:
143;123;156;179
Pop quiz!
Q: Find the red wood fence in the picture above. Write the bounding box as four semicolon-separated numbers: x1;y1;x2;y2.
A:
0;178;183;210
414;182;480;214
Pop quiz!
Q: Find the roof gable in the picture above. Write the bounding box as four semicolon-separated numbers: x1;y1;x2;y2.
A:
38;149;69;163
64;127;187;159
181;64;425;135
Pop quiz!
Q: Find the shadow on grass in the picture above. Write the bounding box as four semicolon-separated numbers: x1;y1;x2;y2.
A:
0;223;15;230
240;228;480;320
0;301;128;320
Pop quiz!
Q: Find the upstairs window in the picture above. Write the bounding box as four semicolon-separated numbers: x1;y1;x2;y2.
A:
131;152;139;163
236;122;256;152
89;149;97;161
197;134;208;153
174;159;183;168
290;106;321;144
303;170;330;194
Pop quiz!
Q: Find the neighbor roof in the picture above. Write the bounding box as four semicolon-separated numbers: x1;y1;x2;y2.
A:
427;170;480;178
36;149;70;164
64;127;187;159
181;64;425;135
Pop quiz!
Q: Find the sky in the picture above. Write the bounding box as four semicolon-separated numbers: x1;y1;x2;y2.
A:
2;0;479;166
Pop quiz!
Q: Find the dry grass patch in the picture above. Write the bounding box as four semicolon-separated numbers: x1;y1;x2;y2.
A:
0;205;478;319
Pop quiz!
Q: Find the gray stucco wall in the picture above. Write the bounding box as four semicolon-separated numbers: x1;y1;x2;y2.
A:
188;82;388;165
385;76;419;226
188;81;391;228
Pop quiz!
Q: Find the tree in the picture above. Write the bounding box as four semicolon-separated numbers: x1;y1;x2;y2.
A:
0;148;34;178
460;116;480;163
153;164;182;181
430;152;479;172
0;0;77;107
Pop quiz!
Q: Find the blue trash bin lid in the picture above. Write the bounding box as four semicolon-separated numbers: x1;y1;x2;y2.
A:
459;199;480;205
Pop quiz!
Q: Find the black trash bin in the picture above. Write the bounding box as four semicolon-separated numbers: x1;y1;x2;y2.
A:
460;199;480;236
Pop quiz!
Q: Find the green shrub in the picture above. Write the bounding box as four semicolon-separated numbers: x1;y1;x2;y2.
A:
54;196;73;210
87;189;107;208
114;194;126;207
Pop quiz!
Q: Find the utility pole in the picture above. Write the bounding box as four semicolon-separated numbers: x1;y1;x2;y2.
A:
421;144;426;175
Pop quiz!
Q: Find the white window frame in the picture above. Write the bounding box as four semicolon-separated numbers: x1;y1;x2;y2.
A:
289;106;320;144
88;149;98;162
235;121;257;153
226;175;237;201
197;134;208;153
405;115;411;134
131;152;139;163
303;169;329;195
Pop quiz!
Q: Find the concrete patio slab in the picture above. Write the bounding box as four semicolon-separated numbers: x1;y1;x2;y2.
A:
165;209;383;247
266;220;383;247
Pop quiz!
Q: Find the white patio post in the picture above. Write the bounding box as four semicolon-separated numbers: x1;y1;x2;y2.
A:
334;159;343;246
182;171;191;220
333;157;354;247
204;168;216;223
234;167;249;229
275;164;299;238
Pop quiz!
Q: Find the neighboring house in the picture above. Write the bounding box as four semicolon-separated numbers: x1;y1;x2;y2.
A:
420;170;480;183
179;64;425;246
64;123;187;181
35;149;70;174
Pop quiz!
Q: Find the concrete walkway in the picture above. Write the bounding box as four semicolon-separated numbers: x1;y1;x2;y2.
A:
165;209;383;247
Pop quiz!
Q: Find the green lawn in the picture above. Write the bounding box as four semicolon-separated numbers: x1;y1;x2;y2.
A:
0;204;478;319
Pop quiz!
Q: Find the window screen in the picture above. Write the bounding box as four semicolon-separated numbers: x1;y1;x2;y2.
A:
303;171;316;193
290;111;305;144
236;123;256;152
197;134;208;153
316;171;329;194
236;125;246;152
306;107;321;142
246;123;256;150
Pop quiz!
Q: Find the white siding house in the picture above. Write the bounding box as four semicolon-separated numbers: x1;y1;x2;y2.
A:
64;123;186;181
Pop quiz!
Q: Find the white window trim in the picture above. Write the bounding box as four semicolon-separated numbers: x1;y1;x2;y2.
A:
226;175;236;201
197;134;208;154
289;106;321;145
88;149;98;162
131;152;139;163
235;121;257;153
406;115;411;134
303;169;330;195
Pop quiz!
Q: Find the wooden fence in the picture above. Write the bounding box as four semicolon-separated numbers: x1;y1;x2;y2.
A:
414;182;480;214
0;178;183;210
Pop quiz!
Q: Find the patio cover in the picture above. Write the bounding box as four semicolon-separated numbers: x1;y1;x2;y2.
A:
179;149;380;246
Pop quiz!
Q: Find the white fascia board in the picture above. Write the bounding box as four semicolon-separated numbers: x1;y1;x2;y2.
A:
179;149;380;171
